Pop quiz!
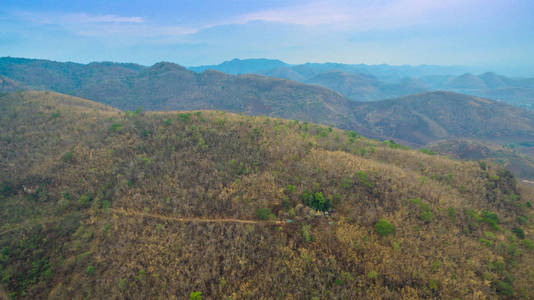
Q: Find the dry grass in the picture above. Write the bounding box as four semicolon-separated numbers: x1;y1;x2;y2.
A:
1;91;533;299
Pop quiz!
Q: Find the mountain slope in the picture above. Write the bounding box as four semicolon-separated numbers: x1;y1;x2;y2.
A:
2;58;533;150
1;91;534;299
351;91;534;146
305;71;384;101
305;71;428;101
190;59;534;106
444;73;488;90
0;75;25;94
422;72;534;108
189;59;474;82
5;57;533;108
0;57;144;94
189;58;289;74
429;139;534;179
0;58;362;130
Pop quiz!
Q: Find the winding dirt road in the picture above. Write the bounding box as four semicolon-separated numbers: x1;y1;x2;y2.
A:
110;208;287;225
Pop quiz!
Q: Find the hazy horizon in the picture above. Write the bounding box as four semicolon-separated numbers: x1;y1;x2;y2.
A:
1;55;532;78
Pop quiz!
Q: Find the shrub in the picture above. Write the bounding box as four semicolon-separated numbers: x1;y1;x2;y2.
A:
133;107;143;117
340;177;353;189
0;181;13;197
357;171;373;188
77;194;90;208
448;207;457;222
495;280;513;296
346;131;360;138
481;210;500;231
512;227;525;239
421;210;434;223
409;198;434;223
341;271;355;282
189;291;202;300
177;113;191;122
517;215;528;225
286;184;296;193
301;191;331;211
480;238;492;247
58;197;70;210
86;266;95;276
118;278;127;290
62;151;73;163
375;219;395;237
420;148;436;155
428;279;438;291
524;239;534;250
384;140;409;150
51;109;61;118
136;269;146;281
109;123;121;132
484;231;496;239
255;207;274;220
302;224;312;242
367;270;378;279
316;127;329;138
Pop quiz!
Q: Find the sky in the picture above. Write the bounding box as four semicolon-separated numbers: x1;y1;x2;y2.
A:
1;0;534;75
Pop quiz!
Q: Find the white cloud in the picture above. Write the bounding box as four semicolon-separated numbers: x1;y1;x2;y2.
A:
12;11;197;40
237;1;351;26
233;0;473;29
9;0;479;43
75;24;197;38
15;11;145;25
66;14;145;24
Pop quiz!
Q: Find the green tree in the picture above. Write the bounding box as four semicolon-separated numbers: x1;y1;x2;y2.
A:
189;291;202;300
375;219;395;237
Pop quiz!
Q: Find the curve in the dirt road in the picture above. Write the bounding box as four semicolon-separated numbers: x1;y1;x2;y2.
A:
110;208;287;225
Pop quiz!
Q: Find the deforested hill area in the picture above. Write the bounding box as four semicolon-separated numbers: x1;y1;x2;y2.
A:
1;91;534;299
351;91;534;146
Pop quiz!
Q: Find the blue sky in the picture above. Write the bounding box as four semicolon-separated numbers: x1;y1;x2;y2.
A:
1;0;534;75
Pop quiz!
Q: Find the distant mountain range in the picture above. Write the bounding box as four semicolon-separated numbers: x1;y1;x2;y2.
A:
4;57;533;108
190;58;534;108
0;57;359;130
190;58;476;81
2;56;534;179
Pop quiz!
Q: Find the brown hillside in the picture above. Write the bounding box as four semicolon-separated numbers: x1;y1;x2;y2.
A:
351;91;534;146
1;91;534;299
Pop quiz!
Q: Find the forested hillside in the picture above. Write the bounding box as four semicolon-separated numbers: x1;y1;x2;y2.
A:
351;91;534;146
2;57;534;180
0;75;25;94
428;140;534;180
1;91;534;299
191;59;534;107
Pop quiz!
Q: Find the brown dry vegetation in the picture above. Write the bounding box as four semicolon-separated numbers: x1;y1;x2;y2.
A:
1;91;534;299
